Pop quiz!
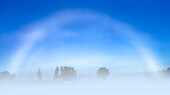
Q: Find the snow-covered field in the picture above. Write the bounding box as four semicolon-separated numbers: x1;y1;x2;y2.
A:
0;76;169;95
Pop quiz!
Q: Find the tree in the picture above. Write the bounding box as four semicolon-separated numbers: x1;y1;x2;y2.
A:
60;66;76;80
97;67;109;79
54;67;59;80
37;69;41;81
0;71;16;80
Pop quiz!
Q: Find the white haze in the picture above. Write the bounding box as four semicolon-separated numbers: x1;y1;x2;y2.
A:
0;76;170;95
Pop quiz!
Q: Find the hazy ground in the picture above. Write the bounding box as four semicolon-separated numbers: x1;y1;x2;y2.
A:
0;75;170;95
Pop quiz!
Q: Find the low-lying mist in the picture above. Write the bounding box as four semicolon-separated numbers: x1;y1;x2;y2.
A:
0;71;170;95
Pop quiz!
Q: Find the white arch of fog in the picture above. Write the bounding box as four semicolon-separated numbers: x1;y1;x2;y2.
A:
8;9;161;74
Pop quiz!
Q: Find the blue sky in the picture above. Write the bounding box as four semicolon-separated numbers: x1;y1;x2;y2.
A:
0;0;170;73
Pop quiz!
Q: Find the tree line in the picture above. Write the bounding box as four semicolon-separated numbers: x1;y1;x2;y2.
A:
0;67;110;81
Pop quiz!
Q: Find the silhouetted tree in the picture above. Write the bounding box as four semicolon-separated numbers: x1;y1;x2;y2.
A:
60;66;76;80
97;67;109;79
0;71;16;80
37;69;41;81
54;67;59;80
167;68;170;72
